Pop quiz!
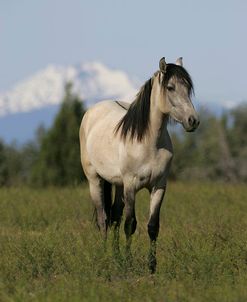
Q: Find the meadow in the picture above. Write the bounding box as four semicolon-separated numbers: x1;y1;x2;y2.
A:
1;182;247;302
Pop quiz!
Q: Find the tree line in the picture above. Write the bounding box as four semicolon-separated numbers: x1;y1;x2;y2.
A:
0;83;86;186
169;104;246;182
0;83;246;186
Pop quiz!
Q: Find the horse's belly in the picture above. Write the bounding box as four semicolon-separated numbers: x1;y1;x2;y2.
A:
91;154;123;185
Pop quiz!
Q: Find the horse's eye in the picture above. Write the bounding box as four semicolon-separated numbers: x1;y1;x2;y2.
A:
167;86;175;92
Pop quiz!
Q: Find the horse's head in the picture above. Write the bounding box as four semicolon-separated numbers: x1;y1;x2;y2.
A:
154;57;199;132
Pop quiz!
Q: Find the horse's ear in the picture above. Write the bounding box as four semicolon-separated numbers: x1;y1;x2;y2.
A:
175;57;183;67
159;57;167;73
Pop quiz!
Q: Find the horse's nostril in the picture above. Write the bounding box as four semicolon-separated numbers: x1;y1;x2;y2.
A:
188;116;199;128
188;115;196;127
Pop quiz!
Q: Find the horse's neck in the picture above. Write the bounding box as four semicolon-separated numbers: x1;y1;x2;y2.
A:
149;92;169;146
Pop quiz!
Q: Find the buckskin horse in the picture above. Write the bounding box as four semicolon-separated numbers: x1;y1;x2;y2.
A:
79;57;200;273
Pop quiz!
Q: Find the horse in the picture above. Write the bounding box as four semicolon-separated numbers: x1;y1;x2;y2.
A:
79;57;200;273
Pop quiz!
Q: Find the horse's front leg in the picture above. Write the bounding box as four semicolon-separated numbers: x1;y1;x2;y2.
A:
148;186;166;273
123;187;137;255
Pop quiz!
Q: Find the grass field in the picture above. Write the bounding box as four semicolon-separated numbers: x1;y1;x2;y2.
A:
1;182;247;302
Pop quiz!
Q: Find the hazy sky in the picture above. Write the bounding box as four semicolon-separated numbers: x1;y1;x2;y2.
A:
0;0;247;106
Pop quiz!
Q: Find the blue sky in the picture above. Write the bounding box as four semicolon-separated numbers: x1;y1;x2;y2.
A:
0;0;247;106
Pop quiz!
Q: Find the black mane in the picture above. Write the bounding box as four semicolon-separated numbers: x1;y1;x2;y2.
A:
115;64;193;141
115;78;152;141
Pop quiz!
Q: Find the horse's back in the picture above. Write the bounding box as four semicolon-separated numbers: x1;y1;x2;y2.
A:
80;100;128;136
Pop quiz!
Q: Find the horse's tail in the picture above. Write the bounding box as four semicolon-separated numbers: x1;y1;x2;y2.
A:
92;180;112;228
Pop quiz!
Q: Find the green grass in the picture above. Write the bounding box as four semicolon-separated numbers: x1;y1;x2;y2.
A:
1;182;247;301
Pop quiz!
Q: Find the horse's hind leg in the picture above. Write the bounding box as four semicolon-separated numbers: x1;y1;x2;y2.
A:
89;177;108;239
103;180;112;227
111;185;124;252
123;187;137;254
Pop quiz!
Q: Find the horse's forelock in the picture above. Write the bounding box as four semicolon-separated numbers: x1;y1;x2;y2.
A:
162;64;194;96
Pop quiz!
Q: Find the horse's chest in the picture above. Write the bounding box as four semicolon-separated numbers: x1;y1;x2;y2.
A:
124;149;173;188
149;150;172;178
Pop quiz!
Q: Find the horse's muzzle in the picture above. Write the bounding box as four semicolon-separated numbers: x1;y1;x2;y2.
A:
185;115;200;132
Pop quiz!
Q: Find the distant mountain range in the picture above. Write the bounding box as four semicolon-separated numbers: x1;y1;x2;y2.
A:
0;62;138;143
0;62;244;144
0;62;139;116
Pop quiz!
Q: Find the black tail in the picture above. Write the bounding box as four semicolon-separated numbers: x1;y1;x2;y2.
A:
103;181;112;226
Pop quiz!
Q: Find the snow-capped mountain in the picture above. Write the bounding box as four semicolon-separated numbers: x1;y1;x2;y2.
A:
0;61;245;144
0;62;138;117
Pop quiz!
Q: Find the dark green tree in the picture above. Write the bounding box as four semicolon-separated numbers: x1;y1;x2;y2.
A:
31;83;86;186
227;103;247;181
170;108;236;181
0;140;27;186
0;140;8;186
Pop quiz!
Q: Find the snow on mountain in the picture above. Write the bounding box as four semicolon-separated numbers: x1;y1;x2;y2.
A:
0;62;138;117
